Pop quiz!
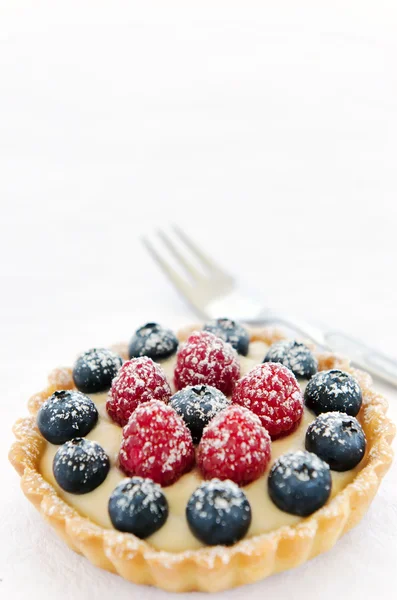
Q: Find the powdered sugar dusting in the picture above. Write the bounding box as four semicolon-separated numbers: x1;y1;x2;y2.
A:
119;400;195;486
189;479;250;517
114;478;162;509
172;385;230;424
203;318;250;355
271;449;330;484
232;362;304;438
307;411;363;445
308;369;360;400
107;357;172;426
174;331;240;395
129;323;178;360
265;340;318;378
54;438;109;485
186;478;252;544
170;384;231;443
14;327;394;561
39;391;97;426
197;405;272;485
75;348;122;378
109;477;168;530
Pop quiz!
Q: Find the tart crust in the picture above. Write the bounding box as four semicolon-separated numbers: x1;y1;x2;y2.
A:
9;326;395;593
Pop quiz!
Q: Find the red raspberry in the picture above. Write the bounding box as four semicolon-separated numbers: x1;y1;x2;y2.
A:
119;400;195;486
232;362;303;439
174;331;240;396
197;405;271;485
106;357;171;426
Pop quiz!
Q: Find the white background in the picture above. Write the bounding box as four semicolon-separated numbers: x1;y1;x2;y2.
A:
1;1;396;599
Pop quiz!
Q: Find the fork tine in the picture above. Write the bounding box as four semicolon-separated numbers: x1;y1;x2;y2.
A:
157;229;202;280
142;236;193;297
172;224;227;273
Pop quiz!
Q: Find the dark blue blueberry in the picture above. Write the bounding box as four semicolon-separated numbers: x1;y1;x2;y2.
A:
305;412;366;471
170;385;231;444
128;323;178;361
72;348;122;394
268;450;331;516
186;479;252;546
108;477;168;538
263;340;318;379
203;318;249;356
304;369;362;416
53;438;110;494
37;390;98;445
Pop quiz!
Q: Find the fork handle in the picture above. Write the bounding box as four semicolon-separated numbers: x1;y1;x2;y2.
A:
246;311;328;348
248;311;397;387
324;331;397;387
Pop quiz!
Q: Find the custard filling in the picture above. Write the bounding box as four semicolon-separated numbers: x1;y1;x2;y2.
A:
39;341;359;552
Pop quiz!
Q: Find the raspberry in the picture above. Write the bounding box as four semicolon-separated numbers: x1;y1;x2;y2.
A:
106;357;171;426
174;331;240;396
119;400;195;486
232;362;303;439
197;405;271;485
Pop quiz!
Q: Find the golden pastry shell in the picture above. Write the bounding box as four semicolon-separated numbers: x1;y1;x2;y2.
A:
9;325;395;593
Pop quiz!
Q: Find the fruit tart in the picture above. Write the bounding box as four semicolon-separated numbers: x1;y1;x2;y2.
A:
9;319;395;592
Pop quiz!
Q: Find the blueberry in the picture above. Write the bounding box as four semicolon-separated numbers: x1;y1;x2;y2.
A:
186;479;252;546
203;318;249;356
108;477;168;538
305;412;366;471
268;450;332;516
37;390;98;444
72;348;123;394
170;385;231;443
53;438;110;494
304;369;362;416
263;340;318;379
128;323;178;361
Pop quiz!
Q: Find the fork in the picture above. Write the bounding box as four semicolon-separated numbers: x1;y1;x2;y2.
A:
143;225;397;387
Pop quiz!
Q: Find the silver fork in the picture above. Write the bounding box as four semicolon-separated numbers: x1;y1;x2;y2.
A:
143;225;397;387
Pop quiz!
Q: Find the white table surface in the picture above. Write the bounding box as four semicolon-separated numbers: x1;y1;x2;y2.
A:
1;2;397;598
